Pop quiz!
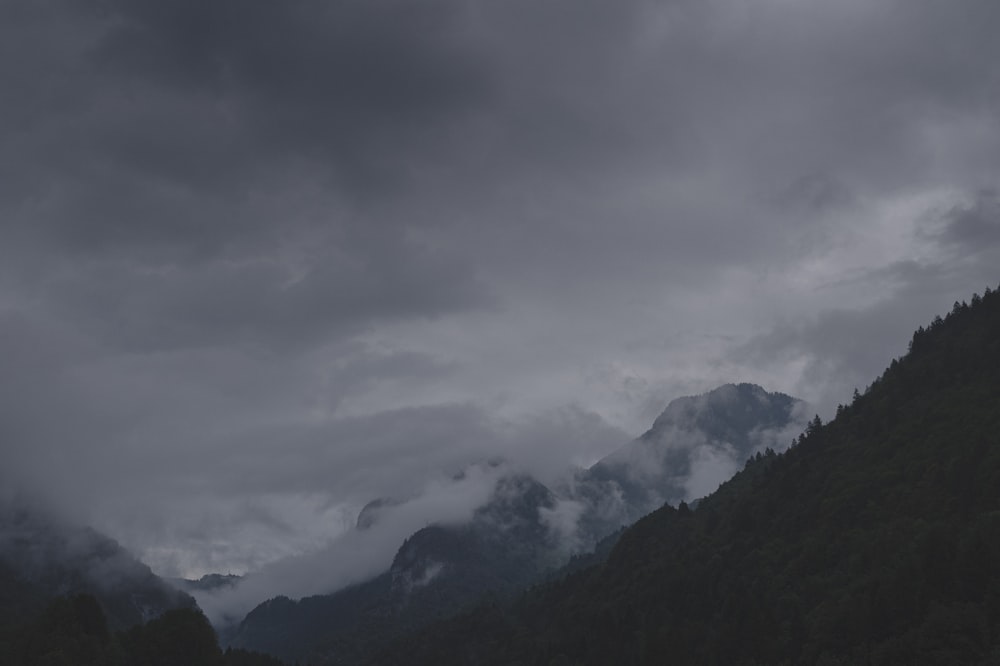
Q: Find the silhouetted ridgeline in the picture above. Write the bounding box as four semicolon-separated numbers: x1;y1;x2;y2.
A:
0;507;196;631
0;509;286;664
0;593;286;666
369;285;1000;666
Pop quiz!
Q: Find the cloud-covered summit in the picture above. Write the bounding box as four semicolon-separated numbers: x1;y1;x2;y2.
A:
570;383;807;542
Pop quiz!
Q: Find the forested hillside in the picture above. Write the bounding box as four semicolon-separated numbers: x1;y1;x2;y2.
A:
0;507;196;630
0;593;286;666
370;287;1000;666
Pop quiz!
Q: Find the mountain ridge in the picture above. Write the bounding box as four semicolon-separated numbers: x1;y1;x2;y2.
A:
0;502;197;631
367;285;1000;665
225;383;805;664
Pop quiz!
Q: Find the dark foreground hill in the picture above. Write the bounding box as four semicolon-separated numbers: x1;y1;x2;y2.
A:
0;505;195;630
0;593;286;666
369;287;1000;666
0;509;287;665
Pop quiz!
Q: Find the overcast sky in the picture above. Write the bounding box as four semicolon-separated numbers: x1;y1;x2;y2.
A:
2;0;999;580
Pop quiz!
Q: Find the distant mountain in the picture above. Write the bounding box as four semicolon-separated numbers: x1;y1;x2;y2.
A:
228;473;565;664
227;385;805;664
171;573;243;594
370;286;1000;665
0;503;195;630
568;383;804;546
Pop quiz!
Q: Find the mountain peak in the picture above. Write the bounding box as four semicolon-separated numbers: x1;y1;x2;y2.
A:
572;383;806;541
369;286;1000;666
647;383;800;440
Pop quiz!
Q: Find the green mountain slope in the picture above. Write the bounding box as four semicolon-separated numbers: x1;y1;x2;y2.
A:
370;287;1000;666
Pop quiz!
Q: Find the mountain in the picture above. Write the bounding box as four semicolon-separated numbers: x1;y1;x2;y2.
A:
228;474;566;664
0;506;291;665
2;592;288;666
0;503;196;631
226;385;804;664
569;383;803;545
369;287;1000;665
170;573;244;597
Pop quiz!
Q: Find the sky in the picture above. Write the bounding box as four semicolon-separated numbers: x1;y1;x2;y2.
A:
2;0;999;586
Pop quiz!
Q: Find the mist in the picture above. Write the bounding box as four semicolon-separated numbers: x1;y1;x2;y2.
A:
193;462;511;625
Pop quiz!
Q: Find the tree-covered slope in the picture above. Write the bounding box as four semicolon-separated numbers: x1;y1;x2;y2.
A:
0;504;196;631
1;593;286;666
370;287;1000;666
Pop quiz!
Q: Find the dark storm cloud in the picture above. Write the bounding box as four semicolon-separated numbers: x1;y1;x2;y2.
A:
0;0;492;268
1;0;502;358
37;228;490;351
937;192;1000;251
1;0;999;592
91;0;491;189
95;0;486;114
6;0;998;270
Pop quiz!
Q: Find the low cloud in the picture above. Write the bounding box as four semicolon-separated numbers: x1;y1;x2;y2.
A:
936;192;1000;252
732;256;1000;418
682;444;741;501
193;462;507;625
3;384;630;585
539;499;587;555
